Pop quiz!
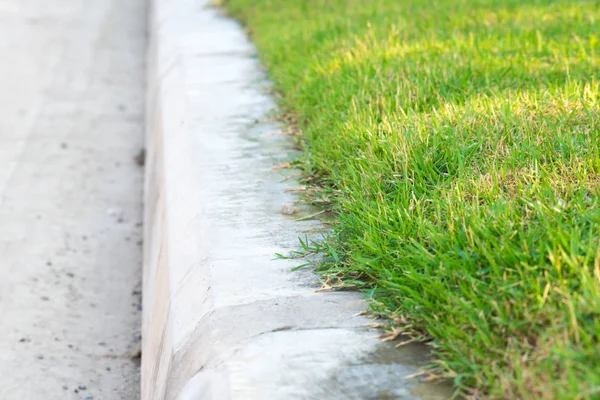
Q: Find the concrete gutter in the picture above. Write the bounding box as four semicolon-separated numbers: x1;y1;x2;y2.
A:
143;0;453;399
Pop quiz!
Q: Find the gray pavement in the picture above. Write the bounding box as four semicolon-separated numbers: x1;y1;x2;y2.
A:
0;1;146;399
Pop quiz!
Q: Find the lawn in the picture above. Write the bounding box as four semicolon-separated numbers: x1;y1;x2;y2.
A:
223;0;600;398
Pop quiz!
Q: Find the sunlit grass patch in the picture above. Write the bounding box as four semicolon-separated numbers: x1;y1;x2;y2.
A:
224;0;600;397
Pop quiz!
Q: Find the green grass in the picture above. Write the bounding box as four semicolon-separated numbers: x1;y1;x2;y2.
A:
223;0;600;398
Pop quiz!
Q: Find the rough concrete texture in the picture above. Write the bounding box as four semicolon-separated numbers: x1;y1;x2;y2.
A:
145;1;453;399
0;0;146;399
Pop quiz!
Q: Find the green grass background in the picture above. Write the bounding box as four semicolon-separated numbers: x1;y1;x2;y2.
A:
223;0;600;398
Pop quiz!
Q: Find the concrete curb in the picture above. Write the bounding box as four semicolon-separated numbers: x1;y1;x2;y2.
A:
143;1;453;399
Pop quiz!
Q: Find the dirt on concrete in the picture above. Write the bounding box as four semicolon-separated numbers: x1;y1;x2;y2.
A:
0;0;146;399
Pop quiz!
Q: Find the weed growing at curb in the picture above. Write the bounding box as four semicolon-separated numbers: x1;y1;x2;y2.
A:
224;0;600;398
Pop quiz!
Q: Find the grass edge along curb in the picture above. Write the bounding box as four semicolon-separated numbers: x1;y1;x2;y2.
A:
222;0;600;398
